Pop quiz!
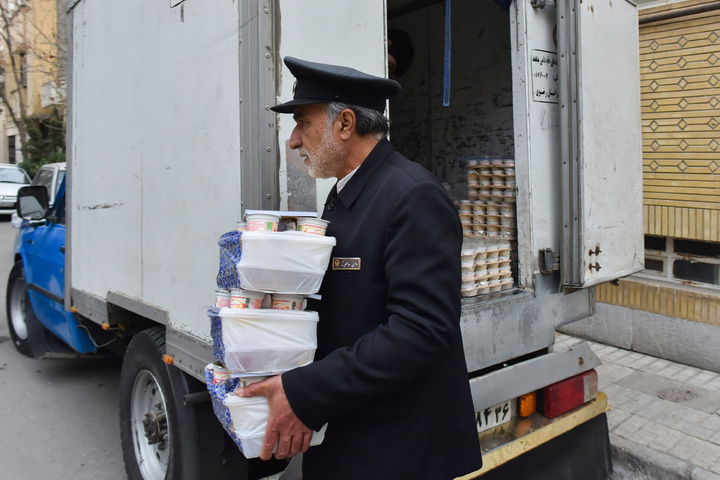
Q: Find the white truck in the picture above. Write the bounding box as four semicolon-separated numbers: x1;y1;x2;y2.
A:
7;0;642;479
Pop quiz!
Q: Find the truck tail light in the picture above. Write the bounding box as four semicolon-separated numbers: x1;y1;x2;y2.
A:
542;370;598;419
518;392;536;417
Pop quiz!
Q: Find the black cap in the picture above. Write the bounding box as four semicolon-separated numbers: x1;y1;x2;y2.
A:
271;57;401;114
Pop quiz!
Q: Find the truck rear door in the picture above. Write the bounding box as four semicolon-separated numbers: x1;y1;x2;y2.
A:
557;0;644;288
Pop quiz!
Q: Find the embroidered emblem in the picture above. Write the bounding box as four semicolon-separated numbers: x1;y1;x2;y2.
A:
332;257;361;271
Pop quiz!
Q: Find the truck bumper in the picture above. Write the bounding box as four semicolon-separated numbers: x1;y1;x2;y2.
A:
458;392;612;479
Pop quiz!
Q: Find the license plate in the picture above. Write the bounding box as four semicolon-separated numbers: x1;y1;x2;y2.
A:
476;399;516;433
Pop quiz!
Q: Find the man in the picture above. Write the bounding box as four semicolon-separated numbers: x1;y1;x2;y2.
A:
239;57;482;479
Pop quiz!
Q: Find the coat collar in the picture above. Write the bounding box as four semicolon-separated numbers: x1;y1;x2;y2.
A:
325;138;394;210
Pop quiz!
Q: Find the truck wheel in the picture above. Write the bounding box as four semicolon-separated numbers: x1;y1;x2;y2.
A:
6;261;42;357
119;327;182;480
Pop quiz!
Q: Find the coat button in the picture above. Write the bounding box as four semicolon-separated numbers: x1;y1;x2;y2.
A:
327;202;335;211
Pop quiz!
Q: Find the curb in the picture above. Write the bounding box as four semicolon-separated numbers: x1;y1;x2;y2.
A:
692;469;720;480
610;435;720;480
610;434;692;480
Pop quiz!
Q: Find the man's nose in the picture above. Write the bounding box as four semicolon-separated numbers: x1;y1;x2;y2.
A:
289;127;302;149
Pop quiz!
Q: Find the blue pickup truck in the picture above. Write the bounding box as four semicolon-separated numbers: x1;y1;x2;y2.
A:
7;178;97;358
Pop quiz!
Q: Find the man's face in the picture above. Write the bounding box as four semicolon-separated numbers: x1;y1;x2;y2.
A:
289;104;347;179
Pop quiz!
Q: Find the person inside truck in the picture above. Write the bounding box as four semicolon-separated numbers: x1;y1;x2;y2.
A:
387;28;414;78
238;56;482;480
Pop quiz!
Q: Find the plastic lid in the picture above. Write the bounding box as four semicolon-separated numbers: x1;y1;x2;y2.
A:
241;230;336;246
217;308;319;322
297;217;330;226
230;289;266;298
223;394;268;407
246;212;281;220
272;293;306;300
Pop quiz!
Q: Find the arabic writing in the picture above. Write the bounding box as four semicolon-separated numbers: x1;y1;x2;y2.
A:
531;50;559;104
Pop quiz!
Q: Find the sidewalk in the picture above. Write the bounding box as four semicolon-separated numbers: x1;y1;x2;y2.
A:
555;333;720;480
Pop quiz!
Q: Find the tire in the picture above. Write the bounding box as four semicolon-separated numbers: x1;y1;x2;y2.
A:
119;327;182;480
6;261;42;357
119;327;282;480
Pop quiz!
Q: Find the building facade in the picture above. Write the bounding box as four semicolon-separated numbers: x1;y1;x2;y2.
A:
0;0;64;165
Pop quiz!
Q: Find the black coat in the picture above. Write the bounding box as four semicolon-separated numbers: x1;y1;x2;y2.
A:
282;139;482;479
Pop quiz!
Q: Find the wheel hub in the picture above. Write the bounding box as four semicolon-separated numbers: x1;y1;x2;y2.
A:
130;370;171;480
142;404;168;448
9;277;29;340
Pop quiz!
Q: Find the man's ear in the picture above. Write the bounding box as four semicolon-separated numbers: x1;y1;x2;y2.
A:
337;108;356;140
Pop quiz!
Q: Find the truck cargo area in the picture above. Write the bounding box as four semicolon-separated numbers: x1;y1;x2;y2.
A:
389;0;520;296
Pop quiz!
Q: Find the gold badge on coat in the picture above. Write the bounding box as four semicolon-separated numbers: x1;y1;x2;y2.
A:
332;257;361;271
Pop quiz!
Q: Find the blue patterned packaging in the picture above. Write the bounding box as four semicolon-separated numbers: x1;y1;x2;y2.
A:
203;364;243;451
217;230;243;289
208;307;224;363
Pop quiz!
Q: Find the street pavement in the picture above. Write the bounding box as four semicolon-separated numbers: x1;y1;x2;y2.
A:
556;333;720;480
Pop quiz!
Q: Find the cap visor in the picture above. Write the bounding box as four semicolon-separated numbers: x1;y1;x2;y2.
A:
270;98;328;113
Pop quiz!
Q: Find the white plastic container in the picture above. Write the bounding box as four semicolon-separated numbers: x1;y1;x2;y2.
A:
223;395;269;435
212;362;231;384
460;285;477;297
230;289;266;309
271;293;306;311
215;290;231;308
297;217;329;236
219;308;319;374
223;394;328;458
462;271;475;285
237;231;336;294
246;213;280;232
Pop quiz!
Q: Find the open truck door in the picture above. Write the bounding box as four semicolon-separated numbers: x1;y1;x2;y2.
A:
557;0;644;288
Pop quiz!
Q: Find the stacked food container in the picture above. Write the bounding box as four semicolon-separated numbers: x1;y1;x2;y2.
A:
460;157;518;297
206;211;335;457
460;238;514;297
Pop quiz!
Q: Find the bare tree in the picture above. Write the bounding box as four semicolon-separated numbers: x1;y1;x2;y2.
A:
0;0;65;159
0;0;29;147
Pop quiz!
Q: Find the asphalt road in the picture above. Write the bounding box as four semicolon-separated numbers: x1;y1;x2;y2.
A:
0;218;127;480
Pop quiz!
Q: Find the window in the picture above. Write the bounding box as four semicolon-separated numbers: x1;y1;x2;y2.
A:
645;235;666;252
644;258;664;273
32;169;54;198
20;54;27;87
673;260;719;285
643;235;720;287
674;239;720;258
8;136;16;164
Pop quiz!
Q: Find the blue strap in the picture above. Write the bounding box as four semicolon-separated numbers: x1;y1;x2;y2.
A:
443;0;451;107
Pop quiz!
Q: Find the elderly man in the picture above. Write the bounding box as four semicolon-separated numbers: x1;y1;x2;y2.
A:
240;57;482;480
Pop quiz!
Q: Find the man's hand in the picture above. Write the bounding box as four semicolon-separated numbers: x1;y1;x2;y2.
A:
236;375;313;460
